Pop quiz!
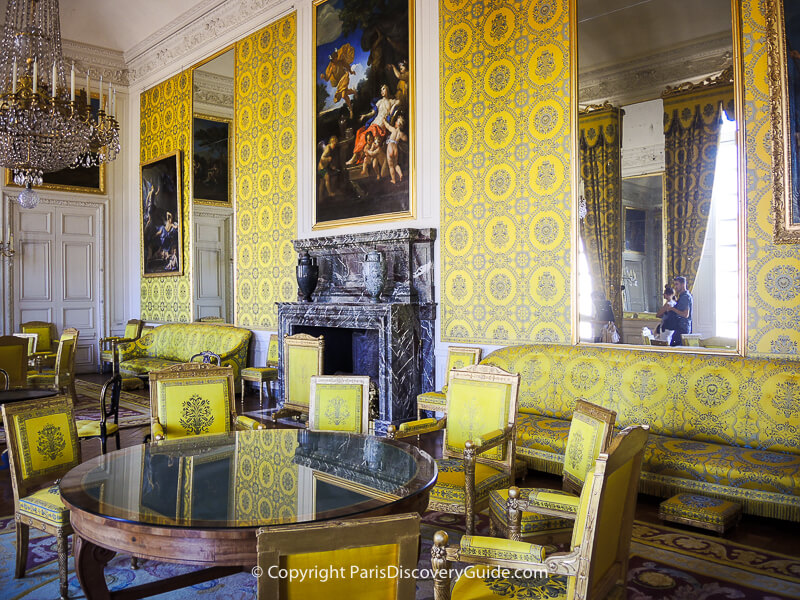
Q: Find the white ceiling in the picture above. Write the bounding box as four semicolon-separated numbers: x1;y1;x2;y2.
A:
0;0;205;54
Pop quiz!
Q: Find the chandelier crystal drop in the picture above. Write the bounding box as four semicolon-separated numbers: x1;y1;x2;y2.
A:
0;0;120;208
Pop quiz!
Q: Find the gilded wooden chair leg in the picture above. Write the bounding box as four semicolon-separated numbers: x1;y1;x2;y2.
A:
431;531;451;600
15;520;29;578
507;486;522;542
57;530;69;599
241;379;245;400
464;442;477;536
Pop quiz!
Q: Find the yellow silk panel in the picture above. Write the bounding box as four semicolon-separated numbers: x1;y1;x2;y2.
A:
446;379;510;460
460;535;545;562
445;350;480;386
287;345;320;409
483;344;800;453
282;544;399;599
13;413;78;480
440;0;571;345
562;415;602;489
156;378;231;439
312;383;363;433
235;14;297;329
123;322;141;339
234;429;299;525
139;72;193;323
22;326;51;351
267;336;280;365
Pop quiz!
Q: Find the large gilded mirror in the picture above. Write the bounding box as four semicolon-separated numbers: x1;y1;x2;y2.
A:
575;0;742;351
191;48;235;322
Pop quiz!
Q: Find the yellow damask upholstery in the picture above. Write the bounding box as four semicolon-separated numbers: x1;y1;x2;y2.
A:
431;459;510;505
241;334;280;402
659;493;742;533
117;322;252;383
75;374;123;454
417;345;482;418
2;396;82;599
308;375;370;434
21;321;57;355
256;513;419;599
0;336;28;389
149;363;264;441
432;426;650;600
489;488;574;535
99;318;144;373
274;333;324;421
27;334;78;402
482;344;800;521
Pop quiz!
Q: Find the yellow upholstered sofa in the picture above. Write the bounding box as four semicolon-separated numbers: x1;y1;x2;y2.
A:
481;344;800;521
117;323;251;383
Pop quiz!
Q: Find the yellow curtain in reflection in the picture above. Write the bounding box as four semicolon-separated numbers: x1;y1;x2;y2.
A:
663;83;734;288
579;107;623;323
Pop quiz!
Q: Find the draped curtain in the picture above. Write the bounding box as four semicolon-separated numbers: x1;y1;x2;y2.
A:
663;84;734;288
579;107;623;324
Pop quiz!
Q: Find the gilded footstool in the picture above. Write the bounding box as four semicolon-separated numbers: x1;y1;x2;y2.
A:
659;493;741;534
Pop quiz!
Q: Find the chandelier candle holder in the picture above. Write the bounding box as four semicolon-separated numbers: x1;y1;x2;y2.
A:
0;0;120;209
0;228;13;259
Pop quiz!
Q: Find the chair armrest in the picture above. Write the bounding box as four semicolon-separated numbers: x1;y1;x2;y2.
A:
235;415;266;430
460;535;545;563
524;489;580;516
152;419;165;442
472;426;513;455
387;417;446;439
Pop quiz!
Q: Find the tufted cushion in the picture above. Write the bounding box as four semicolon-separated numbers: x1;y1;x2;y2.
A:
19;485;69;526
489;488;575;534
431;459;511;506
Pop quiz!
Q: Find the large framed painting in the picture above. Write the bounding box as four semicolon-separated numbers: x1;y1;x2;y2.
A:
4;95;105;194
312;0;414;229
141;151;183;277
769;0;800;242
192;114;231;205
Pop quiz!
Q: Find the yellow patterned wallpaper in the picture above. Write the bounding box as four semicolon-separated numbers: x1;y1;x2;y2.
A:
234;14;297;329
440;0;572;345
440;0;800;360
140;73;193;323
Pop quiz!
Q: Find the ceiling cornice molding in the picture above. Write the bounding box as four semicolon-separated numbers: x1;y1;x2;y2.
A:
580;34;732;107
125;0;286;87
62;40;129;87
194;71;235;108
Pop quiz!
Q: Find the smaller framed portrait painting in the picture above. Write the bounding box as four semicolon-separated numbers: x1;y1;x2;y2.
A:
141;151;183;277
192;115;231;205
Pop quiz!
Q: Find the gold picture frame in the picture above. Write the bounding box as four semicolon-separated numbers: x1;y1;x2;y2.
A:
140;150;183;277
768;0;800;242
311;0;415;229
192;113;232;205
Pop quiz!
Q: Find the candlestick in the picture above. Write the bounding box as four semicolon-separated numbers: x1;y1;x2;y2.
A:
85;70;89;105
32;58;37;93
51;62;56;98
99;74;102;110
70;63;74;101
112;87;116;118
12;58;16;94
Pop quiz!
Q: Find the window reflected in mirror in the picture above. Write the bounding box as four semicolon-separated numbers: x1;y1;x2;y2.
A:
576;0;740;350
192;49;235;323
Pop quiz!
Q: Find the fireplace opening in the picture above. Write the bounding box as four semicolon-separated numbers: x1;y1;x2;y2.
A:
292;325;380;382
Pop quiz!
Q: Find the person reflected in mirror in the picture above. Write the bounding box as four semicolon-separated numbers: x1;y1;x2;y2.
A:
666;276;693;346
655;285;679;335
590;290;616;343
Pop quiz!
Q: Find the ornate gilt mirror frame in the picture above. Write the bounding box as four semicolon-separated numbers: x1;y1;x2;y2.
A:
569;0;747;354
766;0;800;243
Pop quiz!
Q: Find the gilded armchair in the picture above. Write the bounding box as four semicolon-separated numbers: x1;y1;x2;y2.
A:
256;513;420;599
417;345;482;419
272;333;324;422
27;332;78;402
99;318;143;373
308;375;371;434
2;396;81;600
489;399;617;542
430;425;650;600
148;363;264;441
389;364;520;535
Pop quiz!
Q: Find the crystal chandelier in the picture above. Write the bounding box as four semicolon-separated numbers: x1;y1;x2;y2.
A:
0;0;120;209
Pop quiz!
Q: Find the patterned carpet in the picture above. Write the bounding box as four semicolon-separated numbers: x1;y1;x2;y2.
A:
0;511;797;599
0;380;150;445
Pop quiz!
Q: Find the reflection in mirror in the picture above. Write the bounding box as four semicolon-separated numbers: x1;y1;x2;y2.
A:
576;0;740;350
192;49;235;323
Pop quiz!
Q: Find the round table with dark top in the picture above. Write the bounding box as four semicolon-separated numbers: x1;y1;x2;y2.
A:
60;429;437;599
0;388;58;404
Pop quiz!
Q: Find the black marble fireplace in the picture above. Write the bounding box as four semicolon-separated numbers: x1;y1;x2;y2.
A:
277;228;436;434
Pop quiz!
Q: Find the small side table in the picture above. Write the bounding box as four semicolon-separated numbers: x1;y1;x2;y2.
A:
659;493;742;534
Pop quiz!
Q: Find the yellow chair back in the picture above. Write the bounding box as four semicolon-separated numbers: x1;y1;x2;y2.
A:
149;363;236;440
443;346;482;389
13;333;38;356
0;335;28;388
562;399;616;494
123;319;144;340
266;334;280;367
21;321;56;353
308;375;370;433
283;334;324;413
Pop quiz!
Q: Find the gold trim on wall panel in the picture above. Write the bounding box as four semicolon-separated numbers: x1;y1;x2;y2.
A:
440;0;572;345
234;13;297;330
569;0;578;346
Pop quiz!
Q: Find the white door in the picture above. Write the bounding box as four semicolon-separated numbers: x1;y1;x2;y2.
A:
12;200;104;373
193;209;232;322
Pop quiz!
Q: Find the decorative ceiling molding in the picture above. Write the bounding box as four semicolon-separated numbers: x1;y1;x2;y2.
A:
580;34;733;107
125;0;285;86
193;71;234;109
62;40;128;87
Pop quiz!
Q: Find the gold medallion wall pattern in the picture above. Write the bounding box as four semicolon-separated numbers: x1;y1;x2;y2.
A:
440;0;572;345
140;73;193;323
235;14;297;329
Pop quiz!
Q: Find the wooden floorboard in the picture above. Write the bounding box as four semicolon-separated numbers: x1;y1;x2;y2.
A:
1;374;797;558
